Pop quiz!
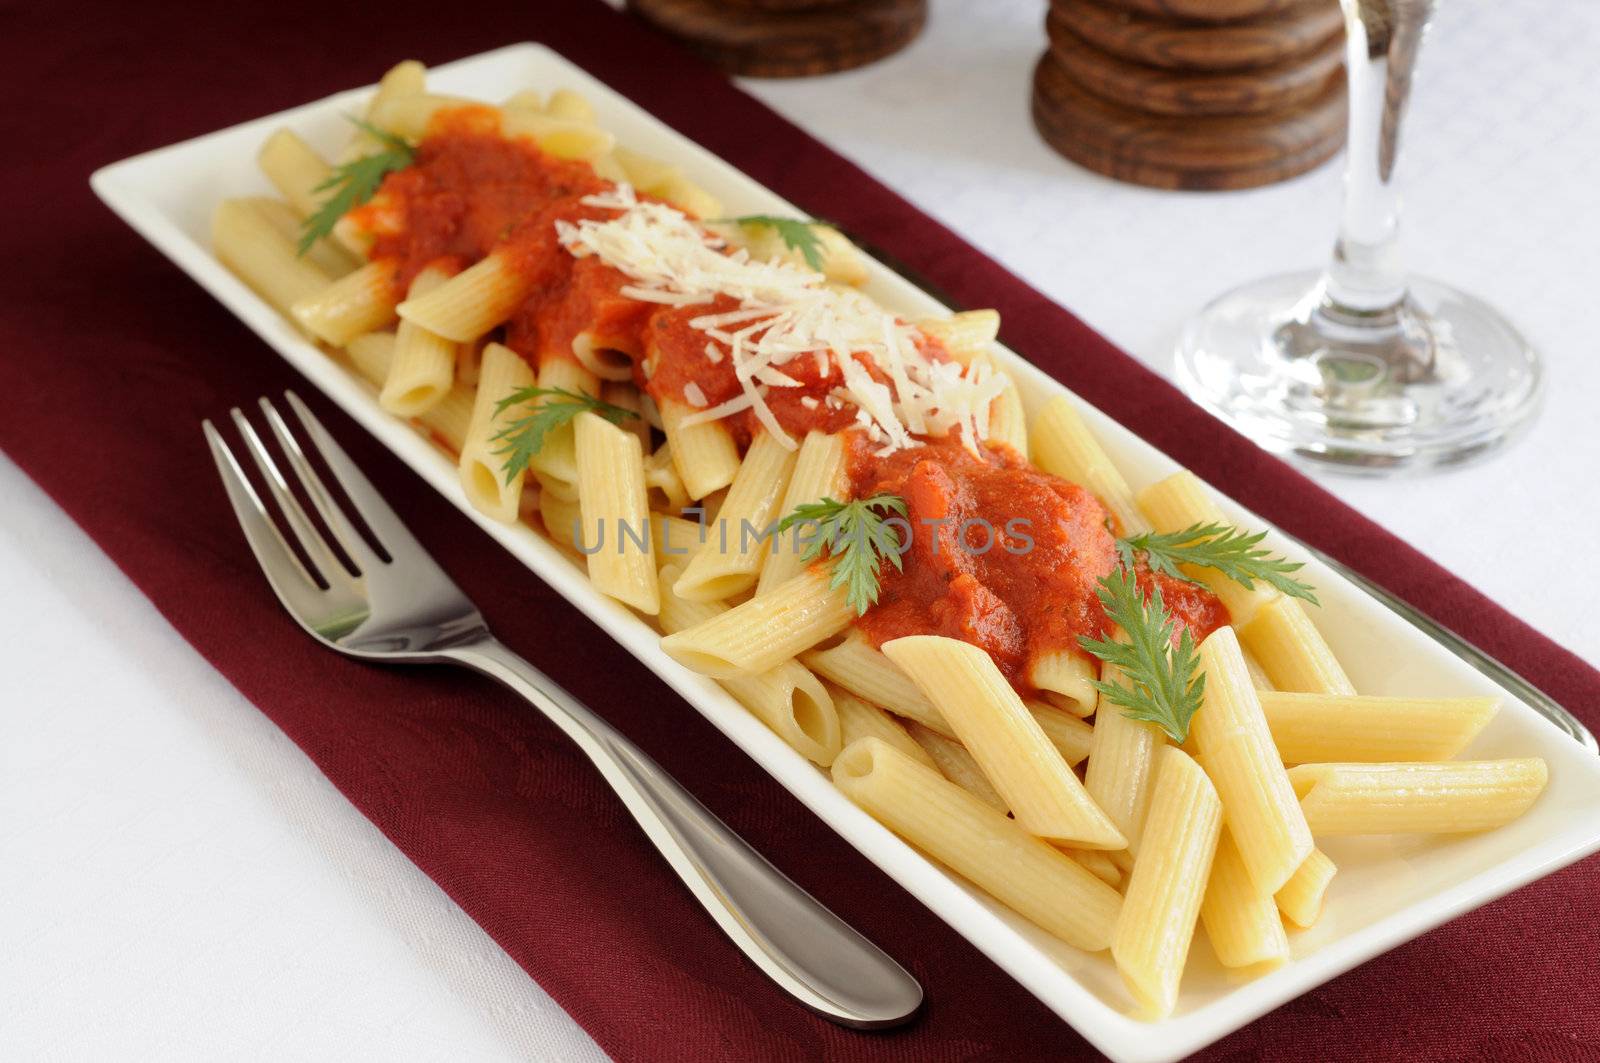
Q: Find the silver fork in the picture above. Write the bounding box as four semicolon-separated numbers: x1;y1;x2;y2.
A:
203;391;923;1029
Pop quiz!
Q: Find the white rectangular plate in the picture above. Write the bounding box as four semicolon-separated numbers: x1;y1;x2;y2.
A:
91;43;1600;1063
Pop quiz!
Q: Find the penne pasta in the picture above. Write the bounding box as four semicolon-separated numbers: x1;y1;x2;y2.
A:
292;259;399;346
1030;395;1147;536
525;356;600;503
212;198;332;316
540;490;583;551
651;513;705;568
1134;470;1278;627
1201;828;1290;969
1276;848;1337;928
643;440;693;511
1084;666;1166;855
257;129;332;219
1289;759;1548;835
396;252;530;342
1062;847;1122;889
575;412;659;614
758;430;848;595
1240;596;1356;696
458;342;535;523
603;380;654;455
1028;649;1099;716
656;566;838;763
1112;747;1222;1019
673;431;797;602
380;265;458;416
914;310;999;363
660;565;853;677
905;720;1008;812
1192;627;1314;894
1260;691;1498;764
831;686;936;769
1029;699;1095;767
800;630;952;736
881;636;1125;848
660;398;741;500
833;738;1123;952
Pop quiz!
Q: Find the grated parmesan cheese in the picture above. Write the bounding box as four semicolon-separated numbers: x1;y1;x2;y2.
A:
557;183;1006;452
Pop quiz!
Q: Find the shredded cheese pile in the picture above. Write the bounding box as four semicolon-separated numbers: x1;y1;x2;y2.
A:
555;184;1007;452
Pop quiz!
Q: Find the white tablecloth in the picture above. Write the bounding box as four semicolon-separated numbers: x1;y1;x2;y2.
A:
4;2;1596;1058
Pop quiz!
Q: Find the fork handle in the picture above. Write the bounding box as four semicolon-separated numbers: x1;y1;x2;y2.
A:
444;636;923;1028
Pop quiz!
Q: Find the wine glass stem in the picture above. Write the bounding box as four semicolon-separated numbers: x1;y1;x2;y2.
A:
1325;0;1435;315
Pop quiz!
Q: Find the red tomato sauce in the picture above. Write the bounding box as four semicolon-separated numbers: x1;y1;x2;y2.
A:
847;436;1228;694
357;111;930;438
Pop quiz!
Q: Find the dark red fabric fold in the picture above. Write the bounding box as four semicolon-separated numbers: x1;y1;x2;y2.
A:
3;2;1597;1060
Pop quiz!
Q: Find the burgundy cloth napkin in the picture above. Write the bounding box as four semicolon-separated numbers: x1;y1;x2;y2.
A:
4;2;1598;1059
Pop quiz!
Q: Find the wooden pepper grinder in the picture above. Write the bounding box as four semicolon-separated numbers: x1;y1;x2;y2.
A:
627;0;929;78
1033;0;1349;190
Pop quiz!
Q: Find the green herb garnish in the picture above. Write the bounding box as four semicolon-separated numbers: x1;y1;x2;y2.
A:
1116;522;1318;605
777;493;908;615
297;117;414;256
1078;566;1207;744
723;215;829;271
491;386;638;484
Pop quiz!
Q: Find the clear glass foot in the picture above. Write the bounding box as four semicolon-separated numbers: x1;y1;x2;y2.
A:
1174;270;1542;474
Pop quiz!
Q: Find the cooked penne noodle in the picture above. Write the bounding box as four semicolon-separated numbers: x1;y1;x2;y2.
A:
905;720;1008;812
800;630;952;736
651;513;705;568
542;88;595;123
656;566;838;763
1062;847;1122;889
985;371;1029;459
458;342;535;523
1028;649;1098;716
722;219;867;286
1240;596;1356;696
833;738;1123;952
1112;747;1222;1019
1192;627;1314;894
674;431;797;602
1084;666;1165;855
1030;395;1147;536
881;636;1125;848
396;252;529;342
524;356;600;503
603;380;654;455
1289;759;1548;835
540;490;583;551
758;430;848;594
1030;699;1094;767
1134;470;1278;627
1276;848;1336;928
212;198;332;315
1261;691;1499;764
643;440;692;511
380;266;457;416
575;412;659;614
915;310;999;363
1201;828;1290;969
571;328;638;381
832;686;936;769
1242;646;1275;691
292;259;399;346
344;330;397;385
660;398;741;500
660;565;853;677
257;128;332;219
364;60;427;127
246;195;357;279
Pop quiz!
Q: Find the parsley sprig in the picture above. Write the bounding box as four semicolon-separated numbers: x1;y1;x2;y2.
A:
1078;567;1207;743
491;386;638;484
777;494;907;615
722;215;830;271
297;117;414;256
1117;522;1318;605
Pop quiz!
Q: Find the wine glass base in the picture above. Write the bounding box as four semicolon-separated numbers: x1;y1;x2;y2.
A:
1174;270;1543;475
